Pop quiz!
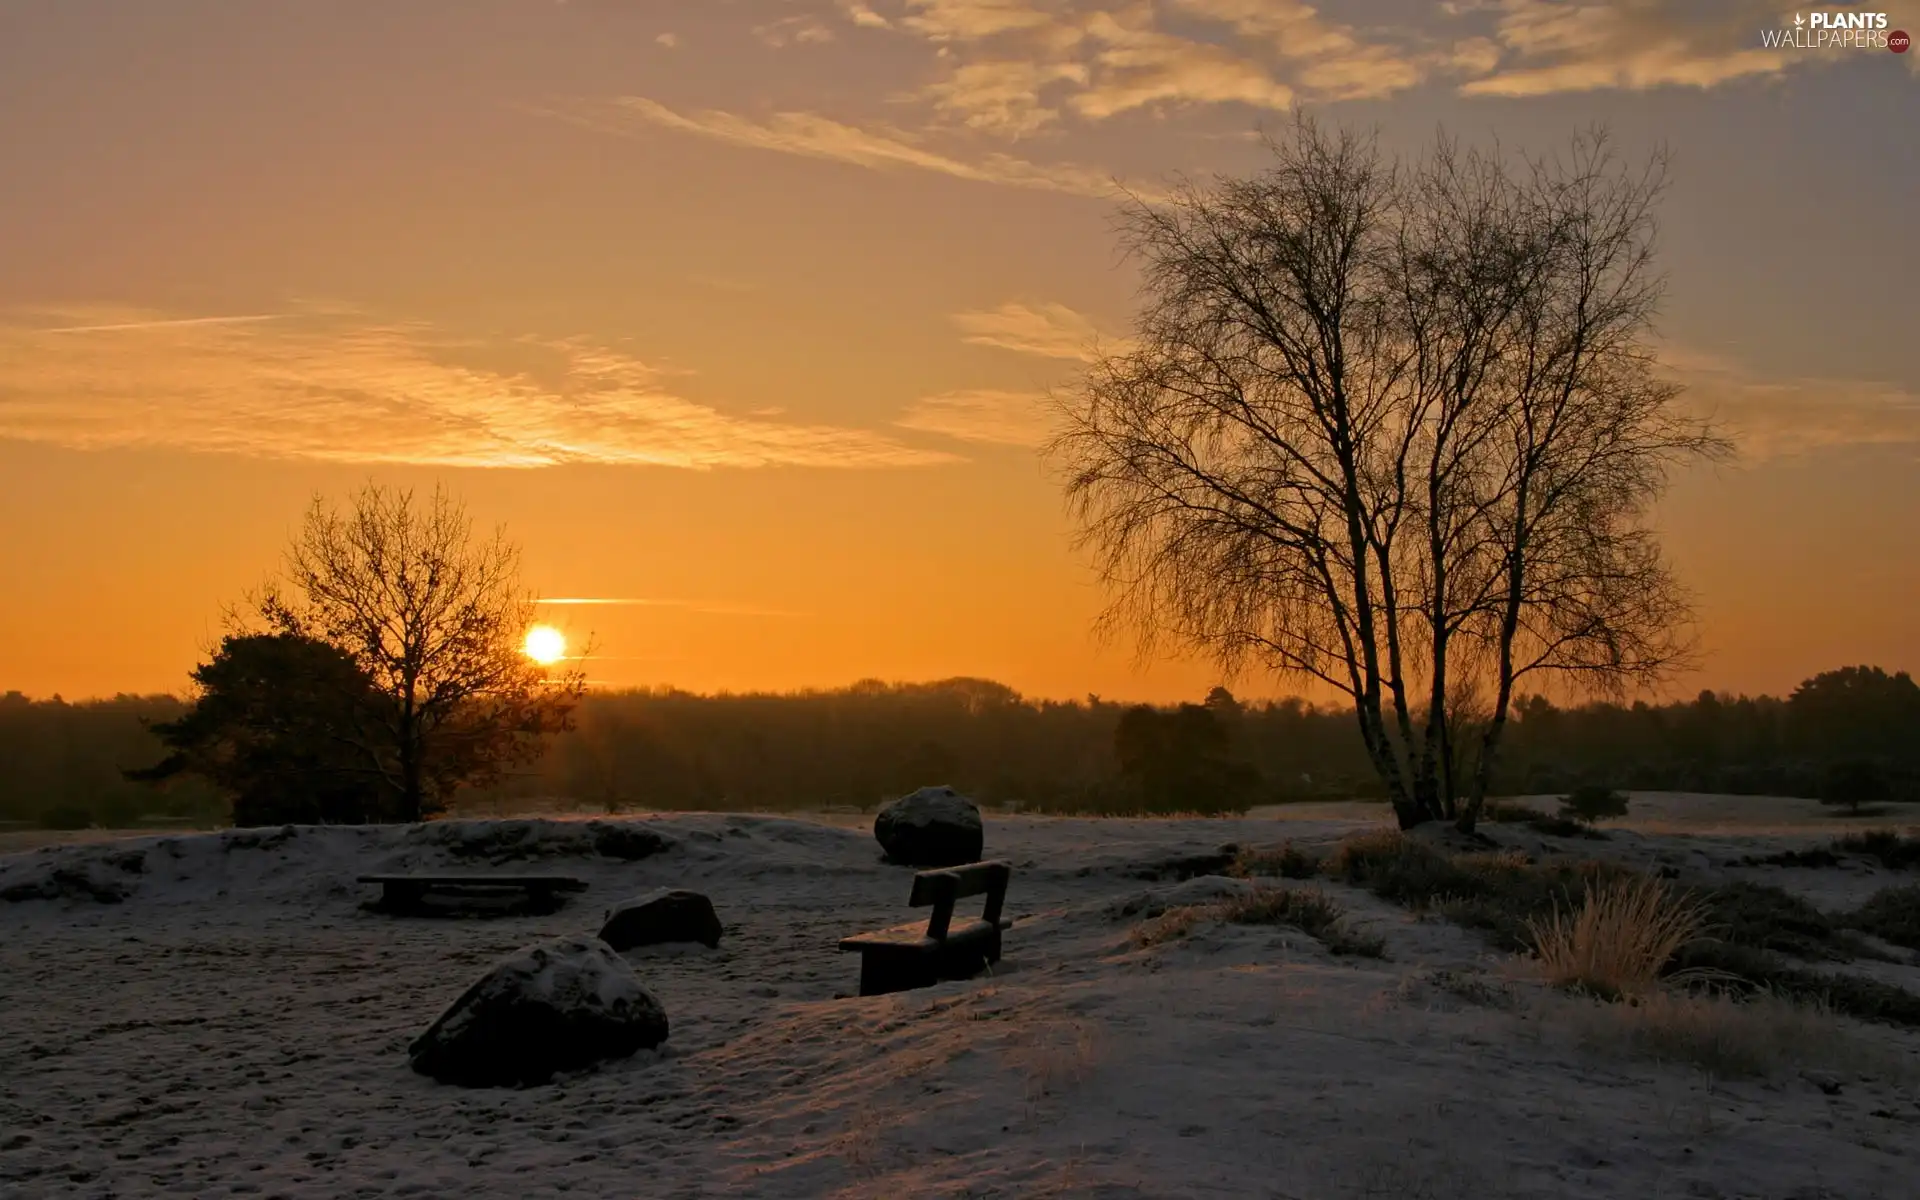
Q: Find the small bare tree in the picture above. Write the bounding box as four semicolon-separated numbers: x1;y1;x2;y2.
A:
251;484;584;821
1050;118;1729;831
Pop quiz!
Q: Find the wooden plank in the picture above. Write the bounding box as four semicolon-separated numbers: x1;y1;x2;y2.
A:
907;861;1010;907
839;918;1001;952
356;874;587;891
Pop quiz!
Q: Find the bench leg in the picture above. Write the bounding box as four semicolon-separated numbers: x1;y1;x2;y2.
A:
931;935;996;983
858;949;938;997
380;882;426;913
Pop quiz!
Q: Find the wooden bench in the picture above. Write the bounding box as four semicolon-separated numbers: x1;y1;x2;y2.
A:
357;873;588;915
839;861;1013;997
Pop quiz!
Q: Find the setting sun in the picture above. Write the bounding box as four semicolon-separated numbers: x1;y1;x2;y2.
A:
523;624;567;665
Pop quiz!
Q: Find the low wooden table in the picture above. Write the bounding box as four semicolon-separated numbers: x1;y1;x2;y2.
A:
357;873;588;914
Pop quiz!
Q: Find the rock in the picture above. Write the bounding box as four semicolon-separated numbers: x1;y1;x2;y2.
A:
587;821;676;862
1121;845;1241;881
598;889;723;951
873;786;984;867
0;854;142;904
1802;1070;1843;1095
408;936;668;1087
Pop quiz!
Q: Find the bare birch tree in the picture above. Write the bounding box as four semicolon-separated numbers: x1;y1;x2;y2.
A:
1050;118;1729;831
252;484;584;821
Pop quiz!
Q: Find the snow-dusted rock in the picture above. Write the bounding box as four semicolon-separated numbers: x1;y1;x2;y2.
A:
0;847;146;904
599;889;723;951
405;818;676;865
408;936;668;1087
873;785;985;867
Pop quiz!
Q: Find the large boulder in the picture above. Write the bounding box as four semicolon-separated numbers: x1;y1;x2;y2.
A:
408;936;668;1087
874;785;985;867
598;889;723;951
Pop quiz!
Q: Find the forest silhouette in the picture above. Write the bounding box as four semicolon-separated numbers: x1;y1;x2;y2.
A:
4;666;1915;829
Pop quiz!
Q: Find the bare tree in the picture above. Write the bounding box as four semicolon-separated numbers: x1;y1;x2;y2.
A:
250;484;585;822
1050;117;1730;831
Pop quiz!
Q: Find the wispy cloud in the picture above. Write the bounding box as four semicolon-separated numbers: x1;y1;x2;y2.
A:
896;388;1054;446
1667;347;1920;462
884;0;1446;135
527;96;1132;198
842;1;893;30
0;307;955;470
40;313;289;334
755;15;836;47
536;597;810;617
870;0;1848;123
1458;1;1797;96
951;300;1111;360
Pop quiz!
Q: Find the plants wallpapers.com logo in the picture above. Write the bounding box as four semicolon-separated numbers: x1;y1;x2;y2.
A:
1761;11;1909;50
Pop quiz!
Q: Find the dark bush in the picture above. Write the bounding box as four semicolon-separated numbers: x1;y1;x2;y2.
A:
38;804;92;831
1851;884;1920;951
1695;880;1854;961
1740;846;1842;868
1670;939;1920;1028
1834;829;1920;870
1560;784;1629;825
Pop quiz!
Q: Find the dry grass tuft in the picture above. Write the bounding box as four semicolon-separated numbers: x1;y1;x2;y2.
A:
1563;988;1900;1082
1326;828;1410;878
1130;904;1211;948
1132;886;1387;958
1526;874;1706;998
1231;840;1322;879
833;1104;882;1174
1005;1019;1102;1104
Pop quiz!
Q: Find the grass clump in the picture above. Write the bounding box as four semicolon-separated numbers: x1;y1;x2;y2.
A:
1479;800;1604;840
1230;841;1322;880
1668;938;1920;1028
1525;875;1707;999
1326;829;1629;951
1741;847;1843;868
1130;905;1210;948
1566;989;1890;1081
1329;828;1920;1028
1835;828;1920;871
1131;885;1386;958
1216;886;1388;957
1697;880;1858;962
1850;883;1920;951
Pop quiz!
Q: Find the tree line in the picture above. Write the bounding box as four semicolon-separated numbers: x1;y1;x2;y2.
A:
4;666;1914;828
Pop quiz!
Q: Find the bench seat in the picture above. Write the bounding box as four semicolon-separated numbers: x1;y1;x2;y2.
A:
839;916;1010;952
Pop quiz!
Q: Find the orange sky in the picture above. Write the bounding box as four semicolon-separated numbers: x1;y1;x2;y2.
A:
1;2;1916;705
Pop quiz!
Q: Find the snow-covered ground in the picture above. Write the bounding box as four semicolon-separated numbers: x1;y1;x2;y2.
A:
3;807;1919;1198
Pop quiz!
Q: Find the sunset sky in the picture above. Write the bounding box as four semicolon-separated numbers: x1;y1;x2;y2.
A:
1;1;1915;704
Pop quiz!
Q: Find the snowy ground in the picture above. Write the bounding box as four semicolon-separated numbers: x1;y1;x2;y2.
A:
3;803;1920;1199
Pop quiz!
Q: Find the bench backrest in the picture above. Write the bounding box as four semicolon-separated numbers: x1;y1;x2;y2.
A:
908;860;1011;940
